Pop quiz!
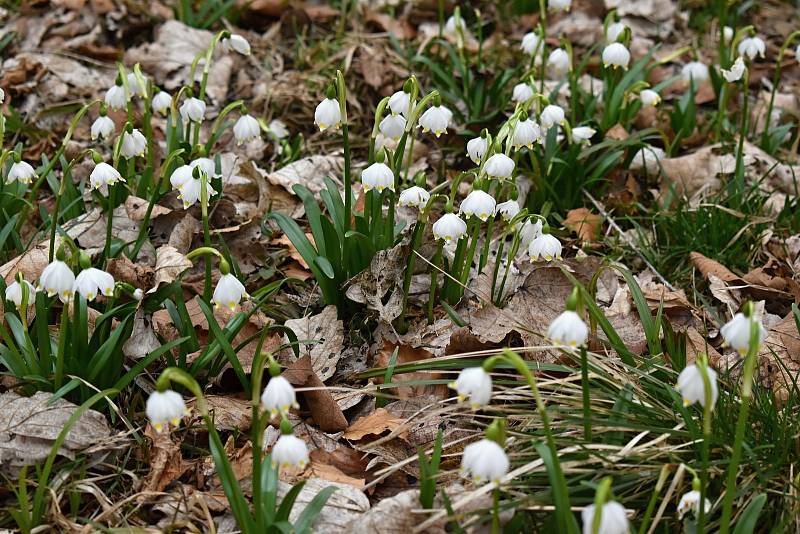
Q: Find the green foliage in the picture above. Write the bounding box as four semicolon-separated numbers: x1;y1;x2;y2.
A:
174;0;239;29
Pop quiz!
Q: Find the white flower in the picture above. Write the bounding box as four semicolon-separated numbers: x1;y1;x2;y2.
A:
547;310;588;348
120;129;146;158
379;113;406;139
90;162;124;190
268;119;289;139
548;48;571;75
484;153;515;180
419;105;452;138
432;213;467;242
5;279;35;308
7;161;36;184
38;260;75;303
459;190;497;221
549;0;571;12
512;118;542;150
572;126;596;144
233;114;261;144
73;267;115;301
451;367;492;408
521;32;542;56
398;186;430;209
444;15;464;35
630;145;665;174
388;90;412;117
722;56;746;82
676;364;718;408
467;136;489;165
126;72;146;97
519;219;543;250
461;439;509;483
223;34;251;55
582;501;629;534
681;61;710;83
212;273;249;311
720;312;766;355
606;21;626;42
146;389;188;433
678;490;712;519
603;43;631;69
271;434;309;468
512;82;535;103
169;165;193;190
151;91;172;115
180;97;206;123
191;157;219;179
133;288;143;301
104;84;127;110
640;89;661;107
178;176;217;209
496;200;520;221
361;162;394;192
0;87;4;104
541;105;566;129
261;375;298;417
738;36;765;60
723;26;734;44
91;115;115;141
314;98;342;131
529;233;562;261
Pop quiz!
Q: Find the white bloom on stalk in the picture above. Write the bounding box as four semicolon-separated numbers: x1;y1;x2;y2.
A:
461;439;509;484
73;267;115;301
681;61;710;83
581;501;629;534
484;153;515;180
314;98;341;131
133;288;143;301
38;260;75;303
519;219;543;250
676;364;718;408
723;26;734;44
512;82;535;103
419;105;452;138
549;0;571;12
512;118;542;149
126;72;146;97
630;145;665;174
178;176;217;209
540;105;566;130
572;126;596;145
146;390;188;433
151;91;172;115
7;161;36;185
169;165;193;190
432;213;467;242
459;190;497;222
271;434;309;469
398;186;430;209
678;490;712;519
120;129;147;158
547;48;571;75
640;89;661;107
180;97;206;123
91;115;115;141
261;376;298;417
90;162;124;190
451;367;492;409
466;136;488;165
602;43;631;69
222;34;251;55
547;310;588;348
361;162;394;193
720;312;766;355
388;90;412;117
212;273;249;311
5;279;35;308
104;84;127;110
529;233;562;262
521;32;542;56
191;157;219;179
379;113;406;140
234;114;261;144
737;36;765;60
496;200;520;222
606;21;626;43
722;56;746;82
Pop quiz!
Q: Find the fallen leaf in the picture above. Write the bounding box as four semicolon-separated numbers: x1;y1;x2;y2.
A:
281;305;344;382
125;195;171;221
375;341;448;399
277;477;370;534
758;312;800;405
564;208;603;242
343;408;405;441
281;355;348;432
142;424;188;494
149;245;192;294
122;307;161;359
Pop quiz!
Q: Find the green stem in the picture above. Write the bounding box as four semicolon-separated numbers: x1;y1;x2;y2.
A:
54;302;70;390
427;241;444;324
479;216;495;272
104;183;116;262
697;357;713;531
637;465;671;534
732;70;750;193
491;487;501;534
200;176;212;302
580;346;592;442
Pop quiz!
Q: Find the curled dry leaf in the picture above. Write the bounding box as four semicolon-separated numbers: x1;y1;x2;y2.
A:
563;208;603;242
281;355;348;432
142;424;189;495
343;408;405;441
122;307;161;359
280;305;344;382
0;239;50;285
125;195;171;222
277;477;370;534
266;155;344;199
758;313;800;405
149;245;192;294
345;240;408;324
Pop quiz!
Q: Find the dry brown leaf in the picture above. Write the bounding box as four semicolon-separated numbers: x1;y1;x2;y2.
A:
122;307;161;360
277;477;369;533
281;305;343;382
605;123;629;141
308;460;365;488
274;233;313;269
142;424;189;494
125;195;171;221
375;341;448;399
0;239;50;285
149;245;192;294
266;155;344;200
689;251;741;283
758;313;800;404
281;355;348;432
563;208;603;242
343;408;405;441
192;395;252;432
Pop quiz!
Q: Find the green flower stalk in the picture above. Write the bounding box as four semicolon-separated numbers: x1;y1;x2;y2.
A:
761;30;800;148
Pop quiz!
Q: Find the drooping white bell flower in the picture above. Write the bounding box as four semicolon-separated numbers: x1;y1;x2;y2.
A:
180;97;206;123
388;90;412;117
7;161;36;185
521;32;543;56
444;15;465;36
605;21;627;43
549;0;571;12
451;367;493;409
126;72;146;97
681;61;710;83
676;364;719;408
5;279;35;308
104;84;127;110
398;186;430;209
737;36;766;60
540;104;566;130
151;91;172;115
146;389;188;433
271;434;309;469
419;105;453;138
630;145;665;174
212;273;249;311
91;115;115;141
314;98;342;131
512;118;542;150
73;267;115;301
120;129;147;158
459;190;497;222
461;439;509;484
572;126;596;145
484;153;515;180
361;162;394;193
233;114;261;145
581;501;629;534
519;219;543;250
720;312;766;355
640;89;661;107
602;43;631;69
678;490;712;519
133;288;143;301
90;162;124;190
190;157;219;179
169;165;193;190
432;213;467;242
379;114;406;140
466;136;489;165
496;200;520;222
722;56;746;82
547;48;571;75
529;233;562;261
723;26;734;44
547;310;588;348
261;375;298;417
178;176;217;209
222;34;251;55
512;82;535;103
38;260;75;303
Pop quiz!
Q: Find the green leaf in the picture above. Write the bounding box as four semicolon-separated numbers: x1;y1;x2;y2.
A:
732;493;767;534
276;480;307;521
293;486;337;534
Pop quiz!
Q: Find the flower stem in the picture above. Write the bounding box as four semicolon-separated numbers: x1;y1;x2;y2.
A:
427;241;444;324
697;356;714;531
580;346;592;442
491;487;501;534
200;175;212;302
54;302;70;391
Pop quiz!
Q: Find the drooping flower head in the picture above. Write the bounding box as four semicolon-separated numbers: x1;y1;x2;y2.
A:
151;90;172;115
737;36;765;60
581;501;629;534
38;257;75;303
459;190;497;222
146;389;188;433
432;213;467;242
222;34;251;55
180;97;206;123
74;267;115;301
602;43;631;69
639;89;661;107
7;161;36;185
466;136;489;165
398;186;430;209
212;269;249;311
233;114;261;145
720;310;766;355
483;153;515;180
90;162;124;191
261;373;299;418
450;367;492;409
461;438;508;484
314;96;342;132
496;200;520;222
529;232;562;262
419;105;453;138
